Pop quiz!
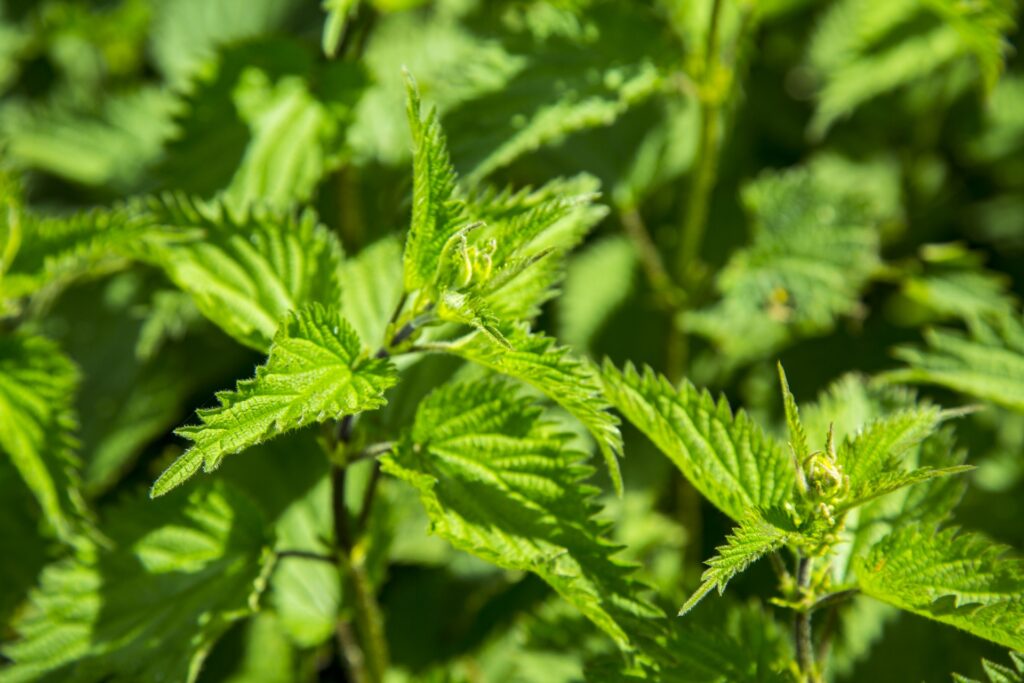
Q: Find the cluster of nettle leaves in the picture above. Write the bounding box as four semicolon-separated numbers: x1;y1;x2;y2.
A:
2;0;1024;681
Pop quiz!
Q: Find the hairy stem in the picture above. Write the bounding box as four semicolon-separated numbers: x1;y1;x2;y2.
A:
357;461;382;531
327;293;415;680
794;556;820;683
338;541;389;683
331;458;389;683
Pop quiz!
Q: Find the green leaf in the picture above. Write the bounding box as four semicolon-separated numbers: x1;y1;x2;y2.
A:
3;202;160;304
954;652;1024;683
679;513;790;616
139;194;345;352
883;313;1024;412
836;406;942;487
149;0;302;85
807;0;1016;135
803;377;970;585
838;464;973;514
430;327;623;494
559;235;636;350
777;362;810;464
224;63;364;208
402;73;470;294
151;304;397;497
0;460;47;625
217;614;298;683
901;244;1016;324
0;480;273;683
460;174;608;323
381;378;661;651
346;7;518;165
661;601;793;682
684;162;882;365
856;525;1024;651
0;88;178;190
0;334;84;541
600;362;794;521
443;1;669;181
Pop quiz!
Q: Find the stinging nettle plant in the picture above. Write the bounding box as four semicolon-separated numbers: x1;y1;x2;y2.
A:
0;1;1023;682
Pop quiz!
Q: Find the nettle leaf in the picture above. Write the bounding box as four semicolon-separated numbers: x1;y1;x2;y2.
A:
0;481;272;683
884;312;1024;412
684;162;882;365
954;652;1024;683
679;514;791;616
901;244;1017;324
139;194;345;352
402;80;606;334
346;6;519;166
151;304;397;497
461;174;608;322
0;461;47;624
661;601;793;683
588;600;793;682
807;0;1016;135
444;1;669;181
0;334;85;541
381;379;661;651
839;464;972;515
224;62;365;208
430;327;623;494
150;0;301;85
856;525;1024;651
2;202;161;304
803;376;969;583
600;362;794;521
834;406;943;499
778;362;810;464
0;87;178;191
402;74;469;295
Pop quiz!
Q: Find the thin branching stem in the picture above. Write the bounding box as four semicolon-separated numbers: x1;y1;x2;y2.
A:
275;549;336;564
620;207;680;310
810;588;858;614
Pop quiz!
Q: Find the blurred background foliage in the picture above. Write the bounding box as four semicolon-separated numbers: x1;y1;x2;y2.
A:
0;0;1022;680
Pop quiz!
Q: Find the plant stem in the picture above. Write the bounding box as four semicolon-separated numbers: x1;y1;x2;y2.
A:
331;457;389;683
794;555;820;683
676;0;725;286
357;461;382;531
327;293;416;681
332;462;353;552
276;549;336;564
338;541;389;683
620;208;680;311
809;588;858;613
